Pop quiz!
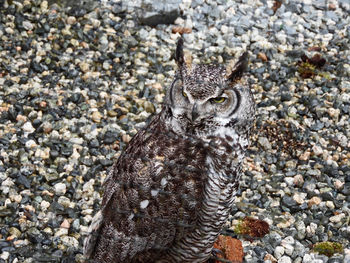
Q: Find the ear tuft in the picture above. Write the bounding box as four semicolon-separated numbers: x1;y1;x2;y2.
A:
175;38;185;67
227;52;248;82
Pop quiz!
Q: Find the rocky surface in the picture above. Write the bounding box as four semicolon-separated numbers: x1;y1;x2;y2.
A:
0;0;349;262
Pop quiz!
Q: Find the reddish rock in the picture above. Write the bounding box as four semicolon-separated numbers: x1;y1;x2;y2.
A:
257;52;268;62
213;235;244;263
172;26;192;34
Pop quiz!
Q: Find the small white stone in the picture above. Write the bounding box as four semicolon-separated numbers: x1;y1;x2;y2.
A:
83;179;95;193
5;27;14;34
70;137;83;145
284;177;294;186
220;25;229;34
58;196;73;208
140;200;149;209
293;192;306;204
174;17;185;25
91;18;101;28
0;251;9;260
10;194;22;203
40;200;50;211
66;16;77;25
312;145;323;156
334;179;344;190
22;21;34;31
329;213;345;223
258;137;272;150
303;254;312;263
25;139;37;149
61;236;79;248
40;0;48;10
276;32;287;44
282;243;294;256
54;183;66;195
278;256;292;263
326;201;335;209
22;122;35;133
306;222;317;236
54;228;68;237
274;246;284;259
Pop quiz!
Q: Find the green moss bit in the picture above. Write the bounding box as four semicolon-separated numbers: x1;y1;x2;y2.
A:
233;218;245;235
297;62;332;80
313;241;343;257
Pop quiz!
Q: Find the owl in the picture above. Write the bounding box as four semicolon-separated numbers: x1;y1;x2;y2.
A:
83;38;255;263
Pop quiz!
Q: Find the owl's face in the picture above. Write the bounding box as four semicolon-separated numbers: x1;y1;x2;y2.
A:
165;39;255;138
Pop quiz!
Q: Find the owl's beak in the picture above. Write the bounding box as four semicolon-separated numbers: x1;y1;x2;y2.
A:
191;103;200;122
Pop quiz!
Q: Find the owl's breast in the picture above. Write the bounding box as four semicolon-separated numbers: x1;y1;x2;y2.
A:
103;114;210;243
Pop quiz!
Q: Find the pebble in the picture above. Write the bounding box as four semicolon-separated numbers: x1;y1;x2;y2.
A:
61;236;79;249
274;246;285;259
40;200;50;211
22;21;34;31
9;227;21;238
308;196;322;207
258;137;272;150
54;183;67;195
278;256;292;263
281;236;294;256
91;111;103;123
54;228;68;237
329;213;345;223
22;122;35;133
67;16;77;25
0;251;10;261
295;220;306;240
60;219;70;229
312;145;323;156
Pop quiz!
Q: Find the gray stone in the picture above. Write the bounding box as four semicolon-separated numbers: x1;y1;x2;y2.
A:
125;0;182;26
48;0;98;12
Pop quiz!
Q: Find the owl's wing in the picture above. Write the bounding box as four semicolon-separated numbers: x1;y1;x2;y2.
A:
83;210;103;259
84;154;179;262
84;114;207;262
83;164;116;260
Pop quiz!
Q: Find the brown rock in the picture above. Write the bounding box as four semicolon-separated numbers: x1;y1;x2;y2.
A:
299;151;310;161
293;174;304;187
172;26;192;34
272;0;282;14
16;115;27;122
307;46;321;52
213;235;244;263
257;52;268;62
91;111;103;123
264;253;277;263
328;3;336;10
235;217;270;238
60;219;70;229
40;101;47;108
308;196;322;207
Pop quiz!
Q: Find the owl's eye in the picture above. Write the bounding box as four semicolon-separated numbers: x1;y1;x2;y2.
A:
182;90;188;98
211;97;226;103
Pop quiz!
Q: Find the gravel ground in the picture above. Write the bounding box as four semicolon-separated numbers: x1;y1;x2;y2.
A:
0;0;350;262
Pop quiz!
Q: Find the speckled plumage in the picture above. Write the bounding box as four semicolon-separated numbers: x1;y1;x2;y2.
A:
84;38;255;263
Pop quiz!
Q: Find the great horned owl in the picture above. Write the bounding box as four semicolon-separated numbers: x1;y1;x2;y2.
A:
84;38;255;263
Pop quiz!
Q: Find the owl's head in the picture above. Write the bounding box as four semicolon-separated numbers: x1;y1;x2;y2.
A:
165;38;255;139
